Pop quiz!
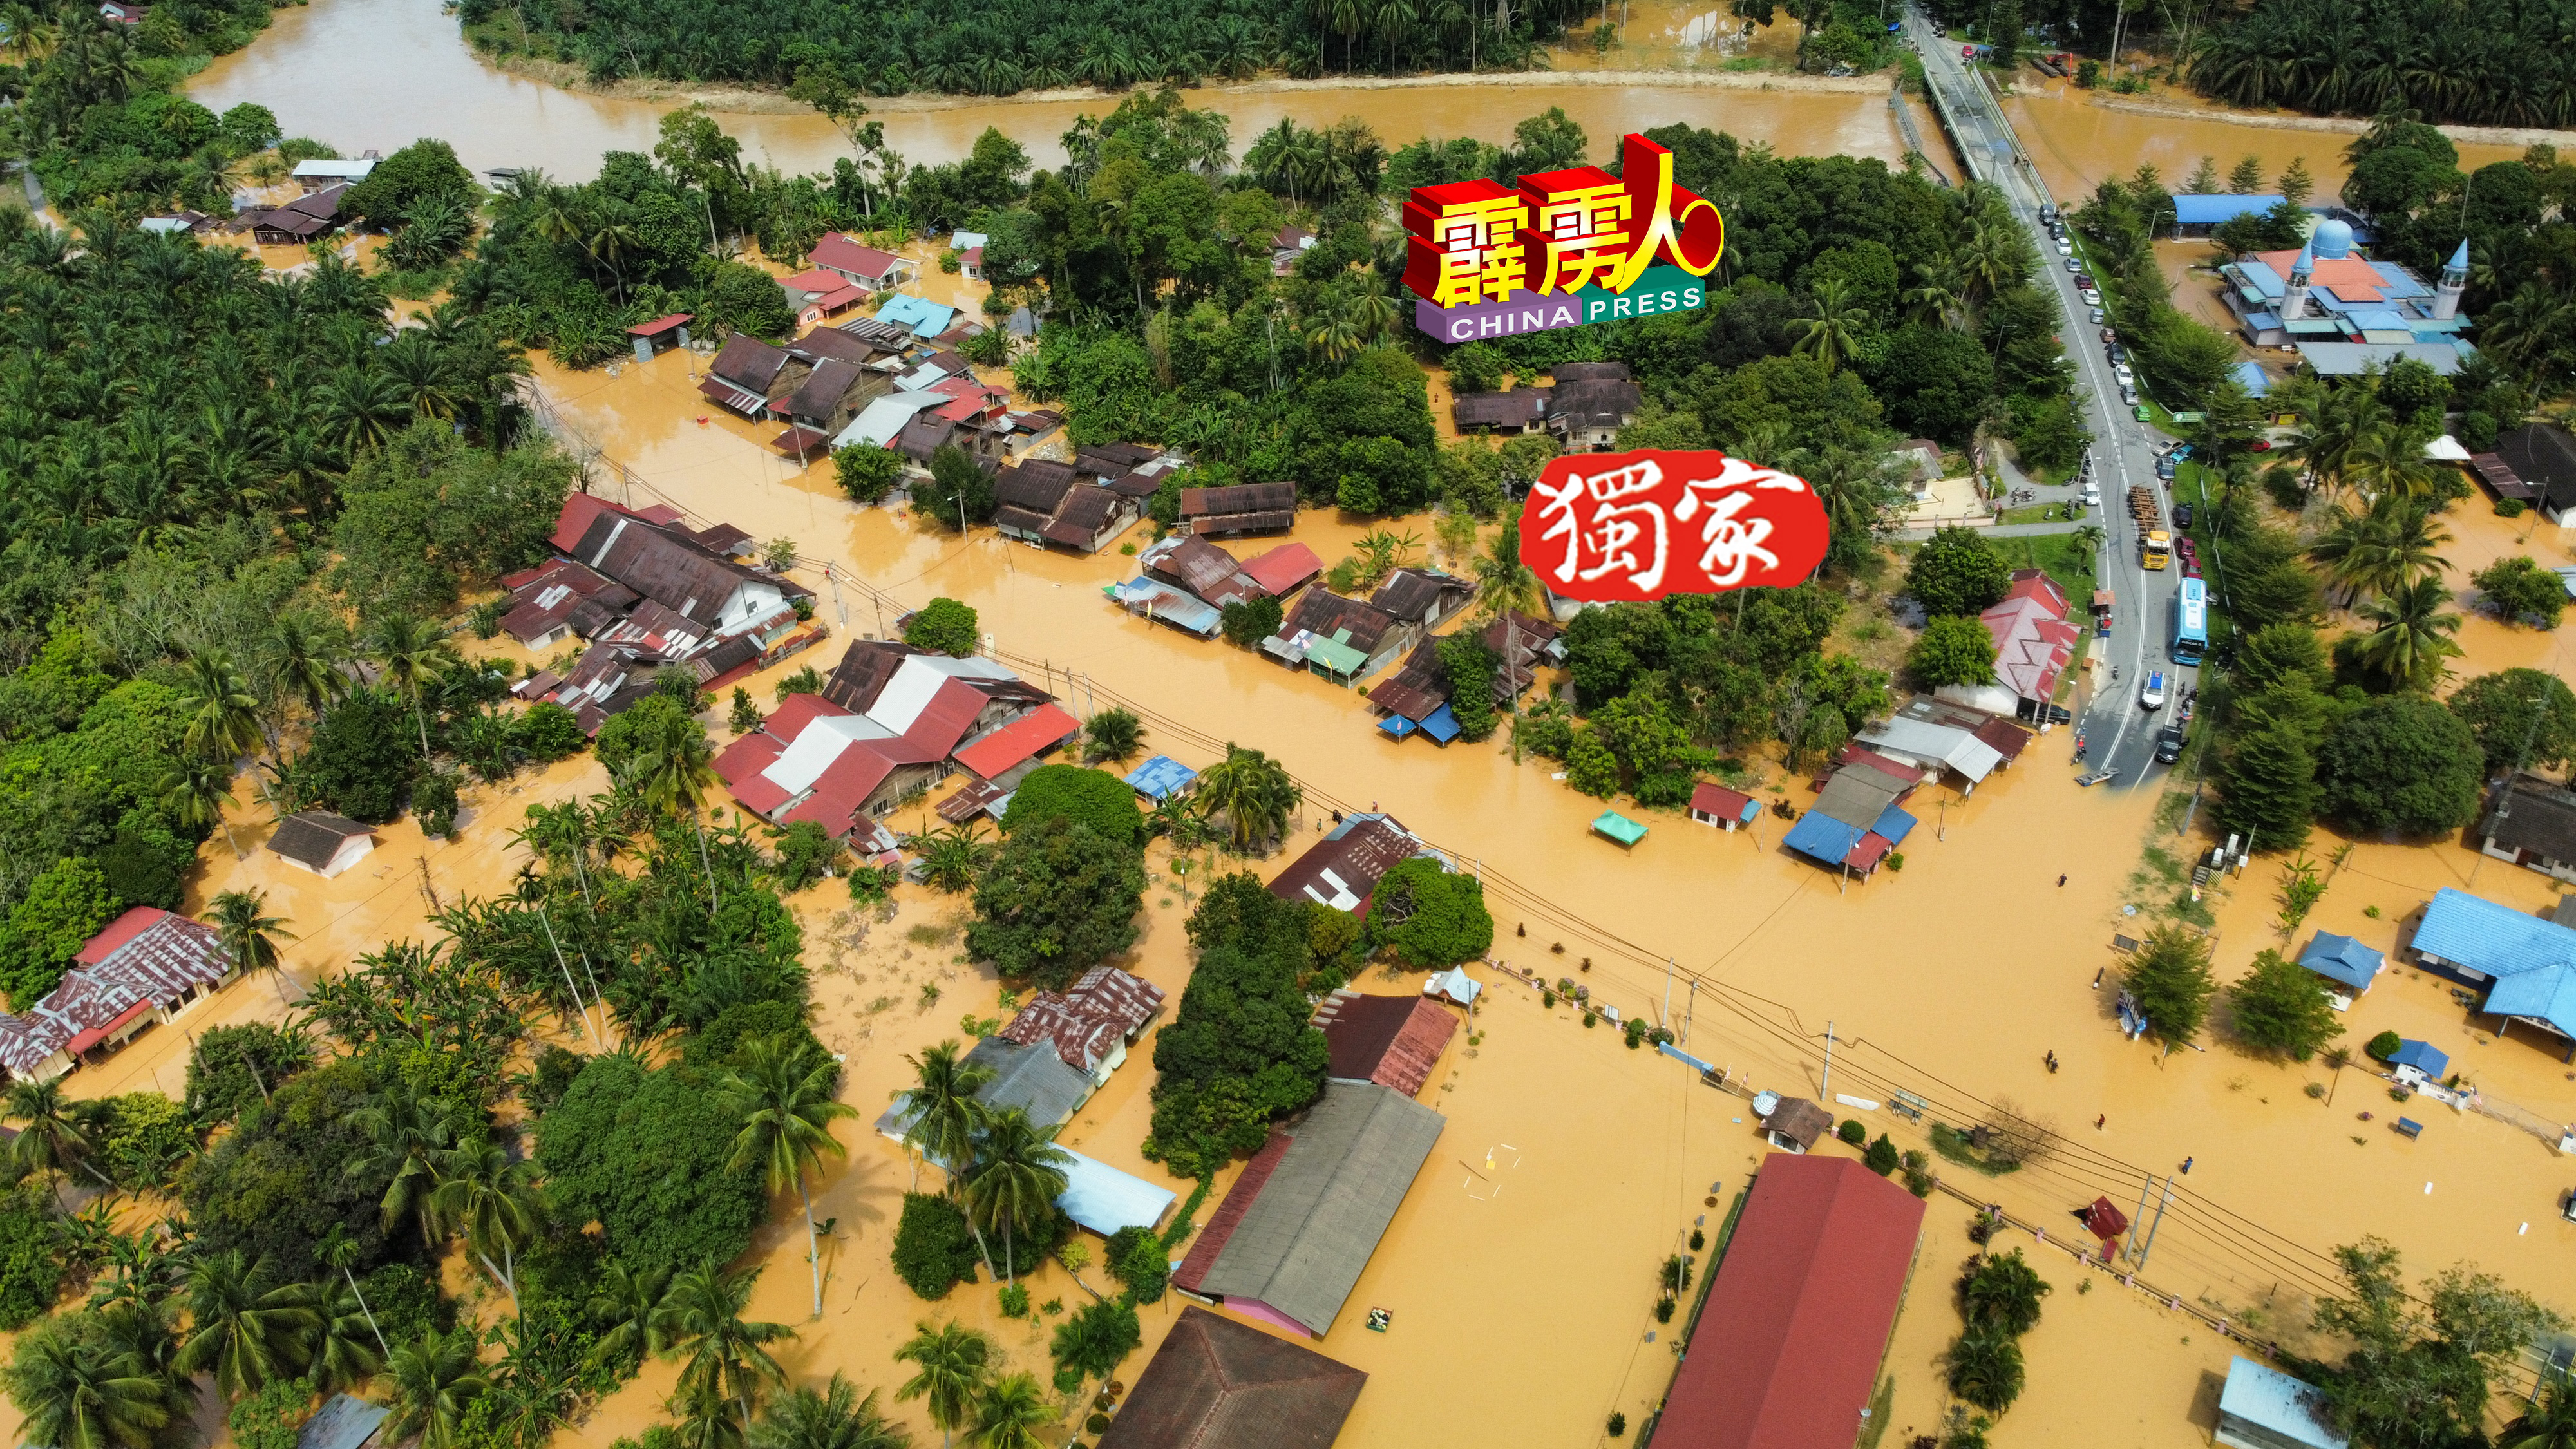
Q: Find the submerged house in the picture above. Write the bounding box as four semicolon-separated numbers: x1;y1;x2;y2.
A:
1367;568;1475;632
1980;570;2080;716
2476;422;2576;526
994;966;1166;1088
267;811;377;878
1171;1079;1444;1338
1365;638;1458;745
699;335;804;419
1269;813;1433;916
1138;536;1262;610
1095;1307;1365;1449
246;184;350;245
2477;773;2576;885
0;909;237;1084
2216;1358;2347;1449
1545;362;1642;449
1313;989;1457;1099
1261;589;1410;683
1451;388;1549;435
1179;482;1300;538
2298;932;2385;1009
2410;887;2576;1057
808;232;914;291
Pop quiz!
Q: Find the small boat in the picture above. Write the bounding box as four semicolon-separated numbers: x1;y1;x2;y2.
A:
2077;768;2119;787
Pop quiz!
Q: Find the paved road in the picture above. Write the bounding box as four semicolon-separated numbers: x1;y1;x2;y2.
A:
1906;14;2202;791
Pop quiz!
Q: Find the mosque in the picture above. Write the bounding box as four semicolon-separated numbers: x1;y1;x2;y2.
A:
2217;216;2476;376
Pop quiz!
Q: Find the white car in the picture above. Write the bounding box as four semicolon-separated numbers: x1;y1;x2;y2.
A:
2114;363;2135;384
2081;483;2101;506
2055;238;2073;256
2088;307;2106;324
2080;291;2101;308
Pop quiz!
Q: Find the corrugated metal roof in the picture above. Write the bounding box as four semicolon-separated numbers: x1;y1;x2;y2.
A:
1095;1307;1365;1449
1056;1148;1176;1237
952;703;1079;781
2298;932;2384;990
2216;1358;2347;1449
2413;888;2576;978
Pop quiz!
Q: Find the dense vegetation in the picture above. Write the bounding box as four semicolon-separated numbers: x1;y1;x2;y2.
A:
1144;873;1329;1178
457;0;1594;91
2192;0;2576;128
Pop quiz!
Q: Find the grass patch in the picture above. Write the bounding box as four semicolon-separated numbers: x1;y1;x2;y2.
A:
1929;1122;2022;1176
1996;502;2081;526
2005;530;2102;605
1856;1376;1898;1449
1721;54;1774;71
906;922;957;947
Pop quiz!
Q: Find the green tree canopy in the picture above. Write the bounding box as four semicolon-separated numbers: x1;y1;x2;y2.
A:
904;598;980;657
2447;668;2576;776
999;764;1143;851
2318;694;2484;837
533;1052;767;1278
2227;948;2345;1061
1367;858;1493;969
964;818;1145;990
1908;615;1999;688
2126;925;2218;1046
1906;527;2009;618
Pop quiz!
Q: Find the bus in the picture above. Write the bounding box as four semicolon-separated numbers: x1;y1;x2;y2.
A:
2172;576;2208;665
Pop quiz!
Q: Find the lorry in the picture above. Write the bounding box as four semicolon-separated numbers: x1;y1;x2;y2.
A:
2143;529;2172;569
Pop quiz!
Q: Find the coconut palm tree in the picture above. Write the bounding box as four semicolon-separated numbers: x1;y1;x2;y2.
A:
2501;1378;2576;1449
674;1383;750;1449
2340;424;2441;500
1946;1324;2026;1413
260;614;346;717
2350;576;2464;691
426;1139;544;1314
654;1257;795;1430
960;1106;1072;1288
749;1372;909;1449
362;614;448;759
345;1083;453;1247
585;1259;674;1371
315;1224;388;1357
382;1329;489;1449
305;1275;387;1392
204;889;296;1002
631;705;721;817
894;1320;992;1449
6;1077;113;1194
963;1372;1052;1449
720;1035;858;1319
587;216;640;305
1193;743;1302;851
1082;707;1144;764
896;1041;992;1195
1786;276;1864;375
1472;520;1545;621
179;649;263;764
173;1251;318;1400
158;755;238;858
5;1325;172;1449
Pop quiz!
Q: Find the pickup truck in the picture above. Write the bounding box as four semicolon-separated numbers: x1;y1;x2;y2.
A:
2140;670;2168;710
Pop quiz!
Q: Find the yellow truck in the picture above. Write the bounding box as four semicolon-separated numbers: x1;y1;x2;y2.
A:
2143;529;2171;569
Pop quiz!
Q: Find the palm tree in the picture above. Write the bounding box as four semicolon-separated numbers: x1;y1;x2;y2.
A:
345;1083;453;1247
1083;707;1144;764
656;1257;795;1429
1048;1299;1140;1399
674;1384;751;1449
6;1077;113;1194
963;1372;1051;1449
320;367;410;453
2501;1378;2576;1449
585;1259;674;1370
959;1106;1072;1287
749;1372;909;1449
2350;577;2464;691
896;1041;992;1195
1946;1325;2026;1414
1959;1249;2052;1336
204;889;296;1002
261;614;346;717
1786;276;1865;374
2340;424;2440;500
893;1320;994;1449
158;755;238;858
306;1274;388;1392
426;1139;544;1313
173;1251;319;1400
1193;743;1302;851
315;1225;388;1357
363;614;448;758
5;1326;172;1449
721;1035;858;1319
631;705;720;817
382;1329;489;1449
1472;520;1544;621
587;216;640;304
2321;1045;2354;1106
179;649;263;764
913;823;993;894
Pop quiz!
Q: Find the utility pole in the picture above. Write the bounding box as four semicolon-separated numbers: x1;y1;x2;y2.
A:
1661;956;1674;1031
2132;1176;2175;1270
2120;1172;2155;1262
1821;1021;1835;1102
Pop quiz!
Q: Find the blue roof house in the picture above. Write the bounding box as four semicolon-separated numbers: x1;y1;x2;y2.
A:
2297;932;2383;1005
2172;193;2286;233
875;294;958;339
2216;1357;2346;1449
1123;754;1198;802
2386;1039;2450;1086
2409;888;2576;983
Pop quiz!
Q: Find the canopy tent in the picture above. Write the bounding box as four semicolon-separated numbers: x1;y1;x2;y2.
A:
1591;811;1647;847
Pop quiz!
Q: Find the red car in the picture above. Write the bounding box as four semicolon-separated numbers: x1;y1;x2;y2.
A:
2248;440;2273;451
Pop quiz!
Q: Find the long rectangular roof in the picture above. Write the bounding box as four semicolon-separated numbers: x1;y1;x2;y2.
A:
1653;1154;1926;1449
1175;1080;1444;1336
2218;1358;2348;1449
1269;815;1423;913
2414;887;2576;976
1858;717;2005;783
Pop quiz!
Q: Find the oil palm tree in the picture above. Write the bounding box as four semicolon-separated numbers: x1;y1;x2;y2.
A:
179;649;263;764
260;614;346;717
749;1372;909;1449
963;1372;1051;1449
173;1251;318;1401
1193;743;1302;851
894;1320;993;1449
630;704;720;817
2350;576;2464;691
1946;1324;2026;1414
654;1257;795;1430
960;1106;1072;1288
362;613;448;759
720;1035;858;1319
382;1329;489;1449
1786;276;1864;375
585;1259;674;1371
345;1083;453;1247
5;1325;171;1449
6;1077;114;1194
204;889;296;1002
896;1041;992;1195
913;822;994;893
320;366;410;453
2501;1378;2576;1449
426;1139;544;1314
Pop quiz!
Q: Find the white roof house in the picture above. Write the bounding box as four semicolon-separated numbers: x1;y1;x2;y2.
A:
290;158;377;182
865;654;1016;735
761;713;895;797
833;392;944;450
1856;718;2005;788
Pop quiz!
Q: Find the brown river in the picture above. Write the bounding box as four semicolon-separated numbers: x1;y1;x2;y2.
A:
60;11;2565;1449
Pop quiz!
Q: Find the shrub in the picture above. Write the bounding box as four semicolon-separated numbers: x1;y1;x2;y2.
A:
98;1092;194;1189
358;1260;450;1347
1865;1133;1900;1176
846;862;900;903
999;1283;1030;1317
2494;497;2526;518
1838;1119;1868;1146
1001;764;1144;849
773;667;825;701
2366;1030;2403;1061
412;770;460;837
1608;1411;1628;1437
184;1023;316;1126
905;596;981;656
1218;596;1283;647
515;701;587;762
227;1376;317;1449
1108;1225;1168;1305
2472;555;2567;629
892;1192;983;1300
1624;1017;1647;1049
1653;1296;1675;1322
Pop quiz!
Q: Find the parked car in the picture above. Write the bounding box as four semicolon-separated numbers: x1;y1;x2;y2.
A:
2121;385;2139;406
2154;723;2187;764
2089;307;2107;324
2156;457;2176;480
2248;439;2273;451
2174;502;2195;528
2081;482;2102;506
2056;238;2074;256
2114;363;2134;384
2066;257;2084;272
2099;327;2117;343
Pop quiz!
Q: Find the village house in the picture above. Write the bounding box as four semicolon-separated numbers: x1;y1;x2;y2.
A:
2218;220;2472;375
1689;782;1761;831
1313;989;1458;1098
0;909;237;1084
2297;931;2385;1010
1979;569;2081;718
699;334;806;419
990;460;1142;554
875;294;956;341
1241;542;1325;599
1544;361;1643;449
1171;1079;1444;1338
1781;764;1918;878
766;357;884;458
995;966;1167;1088
808;232;914;291
1757;1096;1832;1152
2215;1358;2348;1449
1261;588;1412;683
266;811;377;879
1650;1154;1925;1448
625;313;692;363
778;267;869;326
289;155;375;190
495;556;630;650
1179;481;1300;538
245;184;351;246
1365;638;1457;745
1137;535;1263;610
1482;609;1565;701
1096;1308;1365;1449
1269;813;1435;915
2474;422;2576;527
1451;388;1549;435
2477;773;2576;884
1368;567;1475;632
2410;887;2576;1056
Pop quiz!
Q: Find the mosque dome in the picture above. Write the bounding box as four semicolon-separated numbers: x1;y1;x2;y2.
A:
2311;218;2354;259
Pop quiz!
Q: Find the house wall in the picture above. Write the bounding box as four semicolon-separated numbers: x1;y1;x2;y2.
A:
2482;835;2576;885
2217;1409;2333;1449
862;761;949;820
1224;1296;1320;1339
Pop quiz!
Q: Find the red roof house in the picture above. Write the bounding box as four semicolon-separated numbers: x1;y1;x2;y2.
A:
0;908;237;1083
1312;990;1457;1097
951;701;1080;784
1980;569;2081;708
996;965;1167;1084
1689;782;1760;829
1240;542;1325;598
1654;1154;1926;1449
808;233;913;289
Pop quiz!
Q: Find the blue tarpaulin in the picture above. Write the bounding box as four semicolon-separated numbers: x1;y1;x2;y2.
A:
1377;714;1417;738
1419;703;1461;743
1122;754;1197;802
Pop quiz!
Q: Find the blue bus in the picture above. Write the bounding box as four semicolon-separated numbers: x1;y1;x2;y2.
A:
2172;576;2208;665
